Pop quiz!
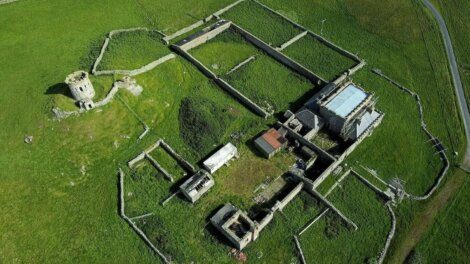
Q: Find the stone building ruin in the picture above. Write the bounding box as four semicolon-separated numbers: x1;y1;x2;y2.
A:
179;170;214;203
65;71;95;110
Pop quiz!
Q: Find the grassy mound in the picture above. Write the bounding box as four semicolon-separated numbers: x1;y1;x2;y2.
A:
98;30;169;71
179;96;235;157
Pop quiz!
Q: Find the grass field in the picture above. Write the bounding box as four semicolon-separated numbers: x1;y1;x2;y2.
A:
190;28;261;76
134;0;235;35
431;0;470;108
283;33;357;81
409;171;469;263
222;0;303;47
97;30;170;71
190;27;317;114
301;176;391;263
224;54;316;113
0;0;467;262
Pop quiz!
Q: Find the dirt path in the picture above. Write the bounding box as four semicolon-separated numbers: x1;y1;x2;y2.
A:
388;169;466;263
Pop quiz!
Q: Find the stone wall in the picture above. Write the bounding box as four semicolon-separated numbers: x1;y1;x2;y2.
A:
216;78;270;118
372;69;450;201
162;0;245;43
92;27;174;76
272;182;304;211
226;56;256;75
172;45;217;79
305;188;358;230
118;169;171;263
232;24;325;84
178;21;232;51
0;0;18;5
277;31;308;51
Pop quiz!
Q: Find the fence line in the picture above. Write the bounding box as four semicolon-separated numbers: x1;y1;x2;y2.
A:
118;169;171;263
372;69;450;201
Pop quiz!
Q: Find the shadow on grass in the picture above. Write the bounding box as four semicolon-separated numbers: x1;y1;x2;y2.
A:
45;82;74;99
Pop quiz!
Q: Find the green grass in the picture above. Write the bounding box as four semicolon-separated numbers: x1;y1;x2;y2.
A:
0;0;467;262
283;33;357;81
123;145;296;263
410;172;469;263
117;57;265;163
431;0;470;109
190;27;317;114
179;96;237;158
98;30;170;71
134;0;235;34
222;0;303;47
190;28;261;76
299;176;391;263
225;54;316;113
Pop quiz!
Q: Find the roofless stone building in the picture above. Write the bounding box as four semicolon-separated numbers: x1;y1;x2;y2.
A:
65;70;95;110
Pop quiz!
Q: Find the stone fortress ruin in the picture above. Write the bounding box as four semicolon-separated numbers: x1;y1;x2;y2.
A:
65;70;95;110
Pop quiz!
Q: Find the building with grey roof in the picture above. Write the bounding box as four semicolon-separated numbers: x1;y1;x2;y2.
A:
313;82;380;140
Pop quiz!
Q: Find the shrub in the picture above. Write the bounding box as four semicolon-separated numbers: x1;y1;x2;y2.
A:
178;96;235;157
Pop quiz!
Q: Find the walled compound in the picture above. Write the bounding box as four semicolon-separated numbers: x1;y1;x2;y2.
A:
85;1;423;262
151;14;384;252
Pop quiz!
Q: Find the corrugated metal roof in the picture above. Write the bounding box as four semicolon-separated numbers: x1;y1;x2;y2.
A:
326;84;368;118
261;129;283;149
203;143;238;173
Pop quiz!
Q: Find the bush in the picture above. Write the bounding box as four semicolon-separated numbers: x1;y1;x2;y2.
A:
178;96;235;157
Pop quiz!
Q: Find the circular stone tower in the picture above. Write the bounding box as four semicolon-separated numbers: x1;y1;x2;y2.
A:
65;71;95;110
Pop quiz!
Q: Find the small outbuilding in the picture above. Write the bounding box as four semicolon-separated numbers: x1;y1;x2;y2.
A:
179;170;214;203
210;204;257;250
203;143;238;174
254;128;288;159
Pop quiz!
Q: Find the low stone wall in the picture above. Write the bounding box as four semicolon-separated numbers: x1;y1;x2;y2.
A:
146;154;174;182
305;188;358;230
272;182;304;211
351;170;387;199
163;20;206;44
93;53;176;76
163;0;245;43
226;56;256;75
172;45;217;79
232;24;325;84
128;140;162;167
160;140;196;174
118;169;171;263
216;78;270;118
92;27;174;76
213;0;245;17
372;69;450;201
0;0;18;5
277;31;308;51
378;203;397;264
177;21;232;51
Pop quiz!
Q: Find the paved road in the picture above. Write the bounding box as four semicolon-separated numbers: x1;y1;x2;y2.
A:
422;0;470;170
